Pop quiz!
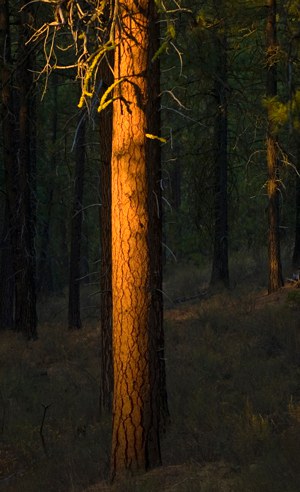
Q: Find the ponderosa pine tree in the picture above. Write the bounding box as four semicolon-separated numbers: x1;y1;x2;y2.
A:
110;0;164;477
13;0;38;338
0;0;14;330
266;0;284;293
0;0;37;337
31;0;168;474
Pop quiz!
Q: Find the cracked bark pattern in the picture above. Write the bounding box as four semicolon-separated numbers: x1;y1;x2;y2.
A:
110;0;162;479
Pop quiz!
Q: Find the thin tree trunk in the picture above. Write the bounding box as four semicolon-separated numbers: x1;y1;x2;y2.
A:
292;142;300;267
0;0;14;329
68;111;86;329
12;1;38;338
110;0;163;478
266;0;284;293
149;10;170;432
0;200;14;329
210;21;229;288
99;60;113;413
37;76;58;293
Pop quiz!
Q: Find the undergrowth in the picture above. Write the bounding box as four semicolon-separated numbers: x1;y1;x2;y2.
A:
0;264;300;491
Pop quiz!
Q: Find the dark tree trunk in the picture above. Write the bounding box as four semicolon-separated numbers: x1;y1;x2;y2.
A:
13;1;38;339
266;0;284;293
210;23;229;288
292;143;300;267
99;61;113;413
37;77;58;294
148;8;170;432
68;111;86;329
0;0;14;329
0;200;14;329
37;189;54;294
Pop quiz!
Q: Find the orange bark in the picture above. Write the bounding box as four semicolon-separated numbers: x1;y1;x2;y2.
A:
110;0;161;478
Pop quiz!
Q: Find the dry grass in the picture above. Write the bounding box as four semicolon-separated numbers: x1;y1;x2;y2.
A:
1;269;300;491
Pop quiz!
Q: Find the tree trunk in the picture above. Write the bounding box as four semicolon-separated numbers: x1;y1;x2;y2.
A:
292;142;300;267
0;200;14;329
11;1;38;339
210;21;229;288
99;60;113;413
37;76;58;294
148;11;170;433
110;0;164;478
68;111;86;329
266;0;284;293
0;0;14;329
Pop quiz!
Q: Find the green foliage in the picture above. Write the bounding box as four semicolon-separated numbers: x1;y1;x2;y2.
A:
262;96;288;128
286;289;300;307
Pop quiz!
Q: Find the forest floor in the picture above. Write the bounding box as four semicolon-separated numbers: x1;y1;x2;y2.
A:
1;262;300;492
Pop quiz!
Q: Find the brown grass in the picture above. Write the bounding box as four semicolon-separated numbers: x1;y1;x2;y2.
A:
1;270;300;491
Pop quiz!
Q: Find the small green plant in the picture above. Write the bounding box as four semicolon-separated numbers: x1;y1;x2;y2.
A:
286;289;300;307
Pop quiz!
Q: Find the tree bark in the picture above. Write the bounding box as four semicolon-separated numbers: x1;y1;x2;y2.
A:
0;200;14;329
292;142;300;268
99;60;113;413
110;0;165;478
210;18;229;288
266;0;284;293
11;1;37;339
0;0;14;329
68;111;86;329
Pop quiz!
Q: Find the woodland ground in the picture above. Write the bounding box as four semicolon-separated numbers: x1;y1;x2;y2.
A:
1;254;300;492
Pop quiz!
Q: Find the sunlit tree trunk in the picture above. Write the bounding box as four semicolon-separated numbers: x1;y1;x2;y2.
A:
110;0;164;478
99;60;113;413
0;0;14;329
210;16;229;288
68;111;86;329
266;0;283;293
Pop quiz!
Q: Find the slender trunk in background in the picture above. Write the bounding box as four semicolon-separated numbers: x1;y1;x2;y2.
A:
0;0;14;329
150;15;170;433
13;1;37;338
37;76;58;293
99;59;113;413
293;174;300;268
110;0;166;478
68;111;86;329
210;17;229;288
292;142;300;268
0;201;14;329
266;0;283;293
37;188;54;293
